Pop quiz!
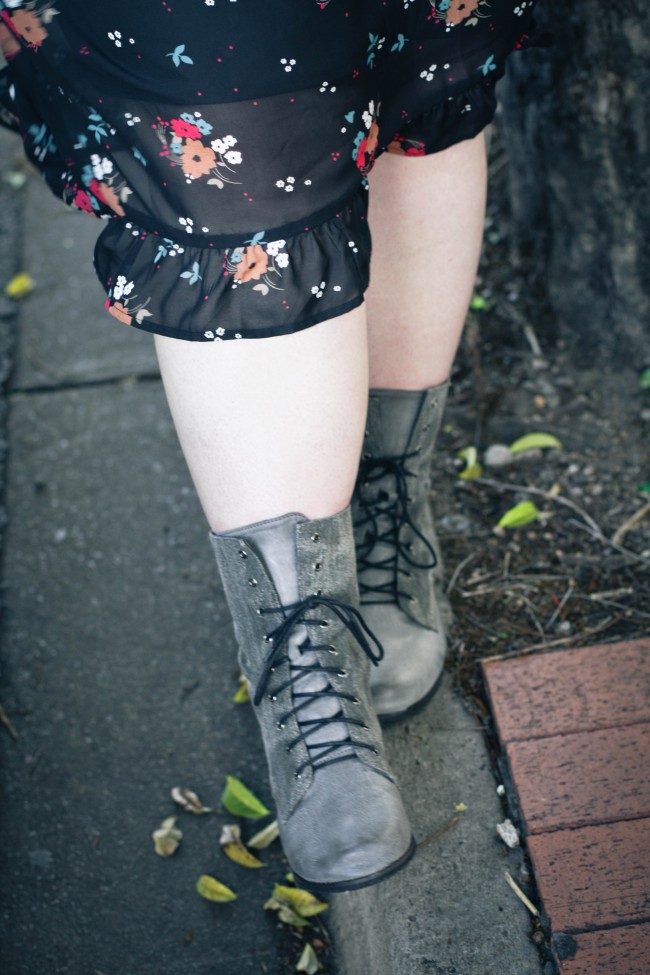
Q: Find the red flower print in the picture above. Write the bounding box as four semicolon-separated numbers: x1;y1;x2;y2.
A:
73;189;94;213
171;118;202;140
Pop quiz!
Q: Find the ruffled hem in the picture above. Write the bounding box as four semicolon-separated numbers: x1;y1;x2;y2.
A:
93;188;371;341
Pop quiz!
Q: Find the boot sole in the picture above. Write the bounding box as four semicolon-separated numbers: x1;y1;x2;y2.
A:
291;834;417;894
376;666;445;726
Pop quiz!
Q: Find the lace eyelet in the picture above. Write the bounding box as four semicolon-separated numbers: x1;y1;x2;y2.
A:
268;693;277;701
319;619;329;628
248;578;258;587
238;549;247;559
277;721;285;730
327;645;338;655
256;608;263;616
263;634;272;643
337;669;348;678
351;696;360;704
313;561;322;572
409;595;417;603
294;772;302;779
311;532;320;543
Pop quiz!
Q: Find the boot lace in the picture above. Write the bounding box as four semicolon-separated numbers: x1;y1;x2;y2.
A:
253;594;384;776
354;451;437;606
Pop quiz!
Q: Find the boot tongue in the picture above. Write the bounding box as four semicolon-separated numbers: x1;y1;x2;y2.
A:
226;513;353;766
369;389;425;457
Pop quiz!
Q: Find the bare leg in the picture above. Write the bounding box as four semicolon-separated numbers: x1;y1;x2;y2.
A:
366;131;487;389
154;305;368;532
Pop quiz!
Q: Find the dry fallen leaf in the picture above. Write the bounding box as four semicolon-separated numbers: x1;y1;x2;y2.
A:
296;942;320;974
219;823;265;868
152;816;182;857
247;819;280;850
171;786;212;814
232;675;251;704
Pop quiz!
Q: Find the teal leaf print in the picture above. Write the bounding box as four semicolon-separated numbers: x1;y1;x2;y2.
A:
167;44;194;67
245;231;266;247
479;54;496;76
88;111;108;142
180;262;202;285
344;111;356;123
131;146;148;166
390;34;408;53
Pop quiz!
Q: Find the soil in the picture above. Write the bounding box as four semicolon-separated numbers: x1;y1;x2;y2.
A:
438;116;650;712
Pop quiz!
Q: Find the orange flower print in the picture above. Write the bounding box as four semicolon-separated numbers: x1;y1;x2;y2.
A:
233;246;269;283
181;139;217;179
0;23;21;59
108;301;133;326
91;179;126;217
11;11;48;47
445;0;480;27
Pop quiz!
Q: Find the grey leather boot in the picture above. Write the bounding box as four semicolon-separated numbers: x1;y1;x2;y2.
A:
352;382;450;722
210;505;415;892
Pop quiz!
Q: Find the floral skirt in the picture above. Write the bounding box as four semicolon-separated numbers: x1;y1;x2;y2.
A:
0;0;539;342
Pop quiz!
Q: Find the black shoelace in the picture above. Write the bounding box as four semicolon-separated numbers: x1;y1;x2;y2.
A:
253;594;384;776
354;451;437;606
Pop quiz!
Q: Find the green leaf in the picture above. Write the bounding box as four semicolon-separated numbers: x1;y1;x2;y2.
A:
497;501;541;529
470;294;489;311
232;675;251;704
264;896;310;927
221;775;271;819
196;874;237;902
296;942;320;974
457;446;483;480
271;884;328;918
509;433;562;454
639;368;650;390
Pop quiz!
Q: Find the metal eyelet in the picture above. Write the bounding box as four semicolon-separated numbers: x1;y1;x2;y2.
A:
263;634;272;643
313;589;323;597
313;561;322;572
404;571;413;579
351;696;360;704
248;578;258;587
409;595;417;603
238;549;247;559
337;669;348;678
319;619;329;628
277;721;285;730
268;693;277;701
294;772;302;779
327;646;338;655
311;533;320;543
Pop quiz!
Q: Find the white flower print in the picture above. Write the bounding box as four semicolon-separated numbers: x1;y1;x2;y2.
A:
113;275;135;301
311;281;326;299
362;101;375;130
179;217;194;234
348;241;359;254
211;135;237;155
275;177;296;193
275;253;289;268
514;2;531;14
420;64;437;82
319;81;338;94
280;58;297;72
90;154;113;179
124;112;141;127
266;239;286;257
205;0;215;5
224;150;242;165
108;30;122;47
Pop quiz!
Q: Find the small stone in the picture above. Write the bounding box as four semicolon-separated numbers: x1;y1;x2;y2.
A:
496;784;506;796
496;818;520;848
484;444;513;468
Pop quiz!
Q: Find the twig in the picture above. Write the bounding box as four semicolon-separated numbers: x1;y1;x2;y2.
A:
417;815;460;849
446;552;480;596
473;477;604;538
522;323;543;358
505;871;540;917
498;617;616;658
611;500;650;547
546;584;574;630
568;518;650;567
0;705;18;741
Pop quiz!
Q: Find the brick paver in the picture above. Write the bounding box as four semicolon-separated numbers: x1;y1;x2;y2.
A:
484;639;650;743
507;723;650;832
552;923;650;975
482;639;650;975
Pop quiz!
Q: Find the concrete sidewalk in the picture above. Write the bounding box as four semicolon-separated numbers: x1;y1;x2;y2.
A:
0;130;544;975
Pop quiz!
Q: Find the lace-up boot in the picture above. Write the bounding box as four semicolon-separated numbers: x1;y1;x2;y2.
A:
353;382;450;722
209;505;415;892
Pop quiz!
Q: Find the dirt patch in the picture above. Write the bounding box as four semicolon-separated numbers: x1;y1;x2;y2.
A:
437;117;650;708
